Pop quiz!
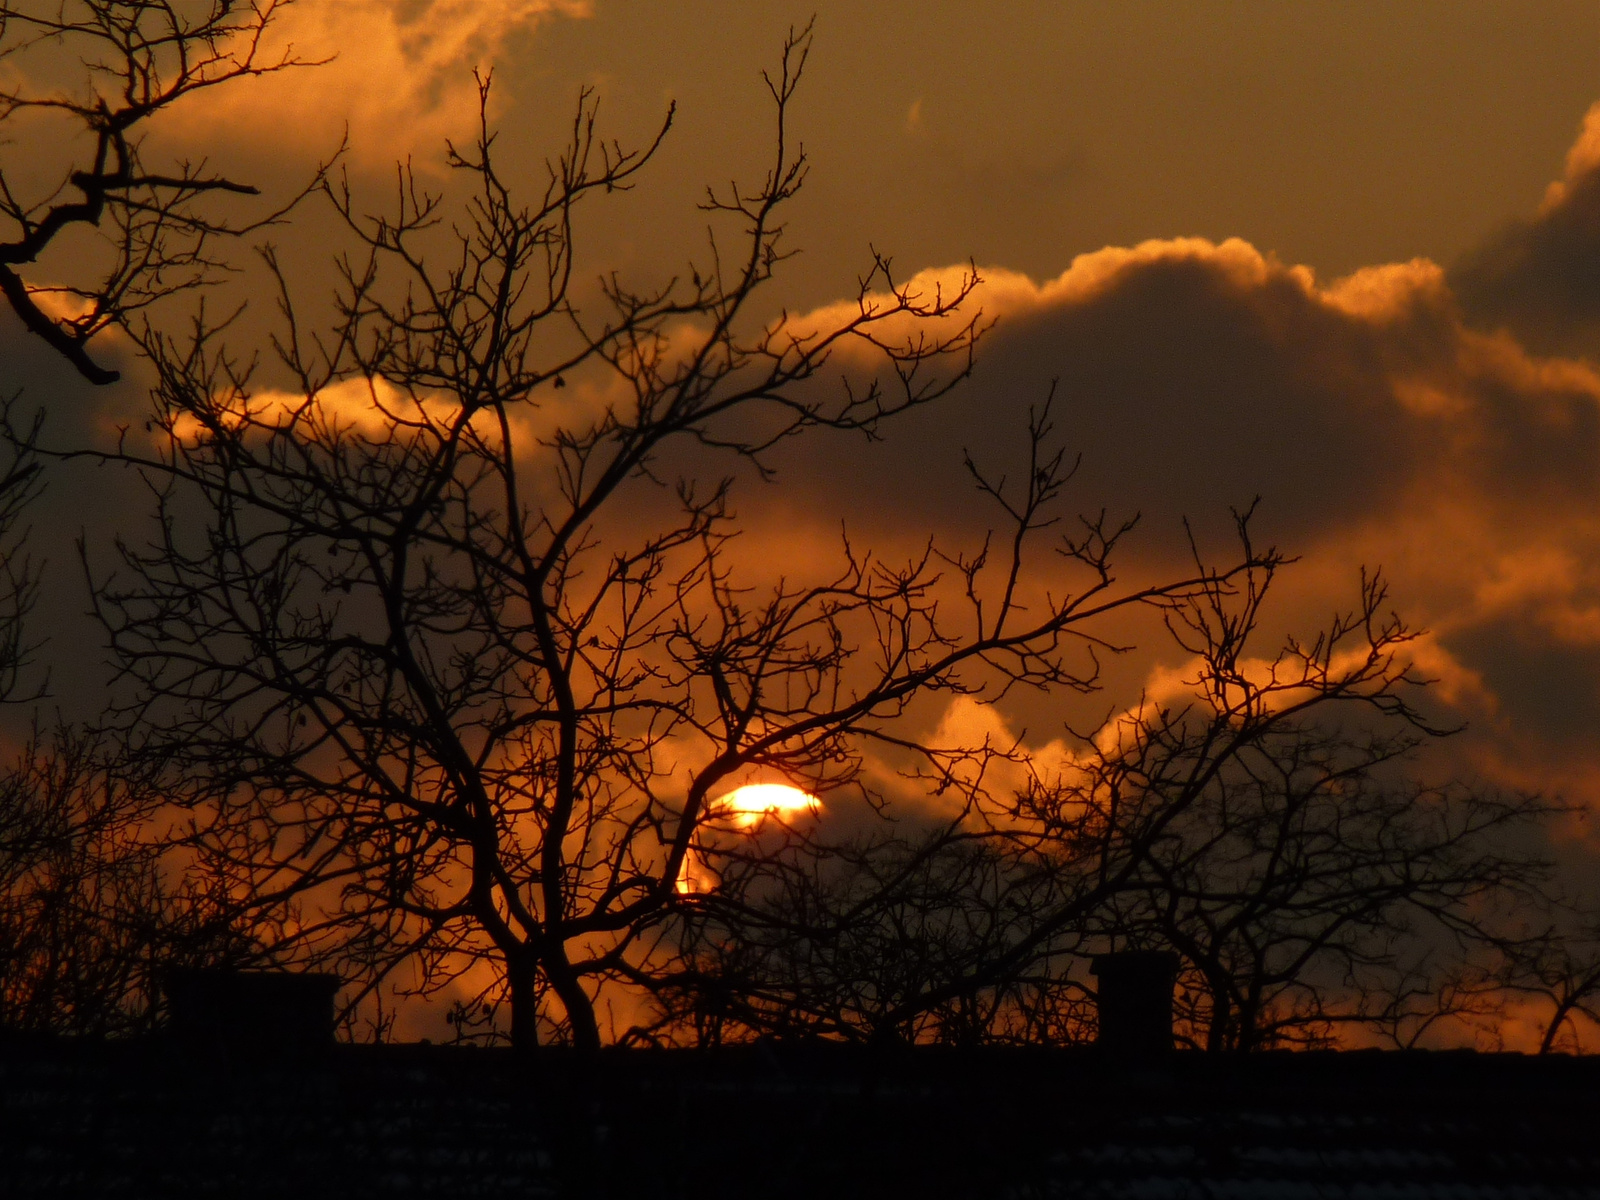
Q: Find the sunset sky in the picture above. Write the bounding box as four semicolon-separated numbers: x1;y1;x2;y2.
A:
6;1;1600;966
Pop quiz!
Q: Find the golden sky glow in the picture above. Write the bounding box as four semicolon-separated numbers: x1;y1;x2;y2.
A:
11;0;1600;838
6;1;1600;1049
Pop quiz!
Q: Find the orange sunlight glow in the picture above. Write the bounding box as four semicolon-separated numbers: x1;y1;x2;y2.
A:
716;783;820;828
675;784;821;894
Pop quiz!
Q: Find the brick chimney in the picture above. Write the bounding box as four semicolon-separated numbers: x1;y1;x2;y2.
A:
1090;950;1180;1055
164;969;341;1052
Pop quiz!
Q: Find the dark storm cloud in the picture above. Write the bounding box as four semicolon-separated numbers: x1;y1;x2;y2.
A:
0;310;153;723
1447;618;1600;746
1452;103;1600;360
0;309;140;442
876;248;1420;542
769;239;1600;555
9;228;1600;810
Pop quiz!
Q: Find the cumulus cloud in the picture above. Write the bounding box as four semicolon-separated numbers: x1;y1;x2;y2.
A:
774;239;1600;542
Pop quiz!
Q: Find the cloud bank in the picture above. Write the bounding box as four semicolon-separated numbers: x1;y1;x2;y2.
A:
747;125;1600;817
8;71;1600;827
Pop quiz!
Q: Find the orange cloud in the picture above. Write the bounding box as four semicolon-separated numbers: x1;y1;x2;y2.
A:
1473;547;1600;648
165;0;590;165
1540;101;1600;217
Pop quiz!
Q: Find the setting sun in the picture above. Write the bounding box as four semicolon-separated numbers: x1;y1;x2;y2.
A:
8;0;1600;1105
675;784;821;895
716;783;820;827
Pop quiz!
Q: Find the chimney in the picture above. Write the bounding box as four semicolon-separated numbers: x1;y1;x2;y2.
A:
1090;950;1179;1055
164;968;341;1053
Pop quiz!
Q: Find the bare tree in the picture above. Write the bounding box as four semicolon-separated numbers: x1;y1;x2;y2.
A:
0;0;320;383
63;28;1279;1052
1492;914;1600;1054
658;515;1562;1053
0;723;249;1035
1130;730;1549;1052
0;428;254;1035
651;828;1081;1047
1014;547;1553;1052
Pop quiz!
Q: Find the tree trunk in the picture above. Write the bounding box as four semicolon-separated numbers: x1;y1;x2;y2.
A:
546;953;602;1054
1207;986;1233;1052
508;957;542;1050
1540;997;1576;1055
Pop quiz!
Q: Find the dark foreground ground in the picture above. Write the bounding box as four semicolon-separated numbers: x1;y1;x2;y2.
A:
4;1036;1599;1199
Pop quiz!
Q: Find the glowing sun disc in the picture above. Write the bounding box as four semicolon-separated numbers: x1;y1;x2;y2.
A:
716;783;820;827
677;784;821;894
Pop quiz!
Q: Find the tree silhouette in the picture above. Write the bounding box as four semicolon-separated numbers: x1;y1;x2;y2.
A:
0;418;256;1035
1077;558;1556;1051
0;722;252;1035
1125;728;1549;1052
0;412;42;705
9;17;1579;1056
1494;912;1600;1053
653;829;1078;1046
64;22;1296;1050
0;0;320;383
655;527;1561;1052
